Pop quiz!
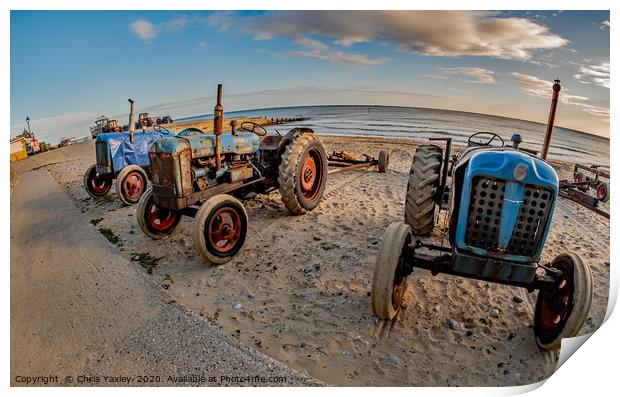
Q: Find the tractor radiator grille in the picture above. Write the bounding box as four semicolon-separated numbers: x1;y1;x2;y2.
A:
465;177;505;251
95;141;109;168
465;177;552;257
150;153;176;188
506;185;553;257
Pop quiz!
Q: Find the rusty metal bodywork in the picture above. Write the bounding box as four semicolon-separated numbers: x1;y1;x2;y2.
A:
149;130;264;210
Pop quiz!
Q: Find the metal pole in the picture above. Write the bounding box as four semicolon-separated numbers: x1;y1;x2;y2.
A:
128;99;135;144
541;79;561;160
214;84;224;170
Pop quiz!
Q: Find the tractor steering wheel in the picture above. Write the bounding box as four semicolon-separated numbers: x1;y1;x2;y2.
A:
240;121;267;137
468;132;505;148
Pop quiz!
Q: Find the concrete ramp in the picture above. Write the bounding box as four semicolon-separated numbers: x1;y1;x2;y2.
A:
10;169;319;386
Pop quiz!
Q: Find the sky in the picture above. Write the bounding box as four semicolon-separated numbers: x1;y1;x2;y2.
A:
10;10;610;143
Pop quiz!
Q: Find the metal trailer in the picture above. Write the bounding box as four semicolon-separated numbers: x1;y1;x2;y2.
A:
327;150;390;175
571;163;610;203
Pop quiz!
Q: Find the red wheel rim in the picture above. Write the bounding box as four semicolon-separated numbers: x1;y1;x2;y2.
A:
90;170;110;193
147;201;177;232
299;147;323;200
597;185;606;200
574;175;581;183
539;274;572;330
123;171;146;200
391;246;409;310
208;207;242;253
392;275;406;309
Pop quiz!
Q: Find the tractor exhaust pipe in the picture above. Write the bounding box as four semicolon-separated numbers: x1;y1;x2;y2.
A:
214;84;224;170
128;98;135;144
541;79;561;161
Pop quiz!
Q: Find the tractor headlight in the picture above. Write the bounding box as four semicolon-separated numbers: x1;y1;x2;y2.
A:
514;164;527;181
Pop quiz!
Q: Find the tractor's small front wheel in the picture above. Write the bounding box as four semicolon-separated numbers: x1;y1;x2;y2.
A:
116;165;148;205
278;131;328;214
378;150;390;173
137;188;181;239
83;164;112;198
596;181;610;202
534;253;593;350
193;194;248;265
372;222;412;320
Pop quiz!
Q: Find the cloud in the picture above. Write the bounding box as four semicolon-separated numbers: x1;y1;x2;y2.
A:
437;67;496;84
130;19;157;40
273;35;389;66
208;11;568;61
600;19;610;29
161;16;188;32
512;73;608;121
573;61;610;88
130;16;188;41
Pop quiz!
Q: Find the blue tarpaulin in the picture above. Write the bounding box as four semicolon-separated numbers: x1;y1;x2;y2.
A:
96;131;168;172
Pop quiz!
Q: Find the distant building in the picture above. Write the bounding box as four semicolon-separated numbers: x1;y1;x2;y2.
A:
10;137;28;162
14;128;40;155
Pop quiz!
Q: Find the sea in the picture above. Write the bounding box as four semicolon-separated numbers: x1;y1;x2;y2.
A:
176;105;609;165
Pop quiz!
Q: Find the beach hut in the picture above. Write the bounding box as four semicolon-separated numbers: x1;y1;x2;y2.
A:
10;137;28;162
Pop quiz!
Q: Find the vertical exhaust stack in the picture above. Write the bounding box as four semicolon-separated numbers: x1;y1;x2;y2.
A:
128;99;135;144
541;79;561;161
214;84;224;170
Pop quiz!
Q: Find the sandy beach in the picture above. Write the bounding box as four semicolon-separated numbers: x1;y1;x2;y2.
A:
24;133;607;387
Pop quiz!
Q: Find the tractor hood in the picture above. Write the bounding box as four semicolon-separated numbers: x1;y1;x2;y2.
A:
462;149;558;188
150;131;260;159
453;148;558;263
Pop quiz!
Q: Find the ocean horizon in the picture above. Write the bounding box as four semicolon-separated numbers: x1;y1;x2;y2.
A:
176;104;609;165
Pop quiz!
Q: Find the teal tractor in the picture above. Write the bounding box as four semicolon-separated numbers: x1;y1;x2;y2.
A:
136;84;328;265
83;99;172;205
372;132;593;350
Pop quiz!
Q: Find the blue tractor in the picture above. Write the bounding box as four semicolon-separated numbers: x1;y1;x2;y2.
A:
371;132;593;350
83;99;176;206
136;84;327;265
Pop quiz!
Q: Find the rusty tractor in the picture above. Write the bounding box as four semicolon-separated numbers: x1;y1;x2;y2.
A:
372;132;593;350
136;84;328;265
136;112;154;129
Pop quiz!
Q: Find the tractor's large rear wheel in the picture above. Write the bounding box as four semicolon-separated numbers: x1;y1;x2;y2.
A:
372;222;412;320
278;131;328;214
83;164;112;198
534;253;593;350
404;145;443;235
193;194;248;265
116;165;148;206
